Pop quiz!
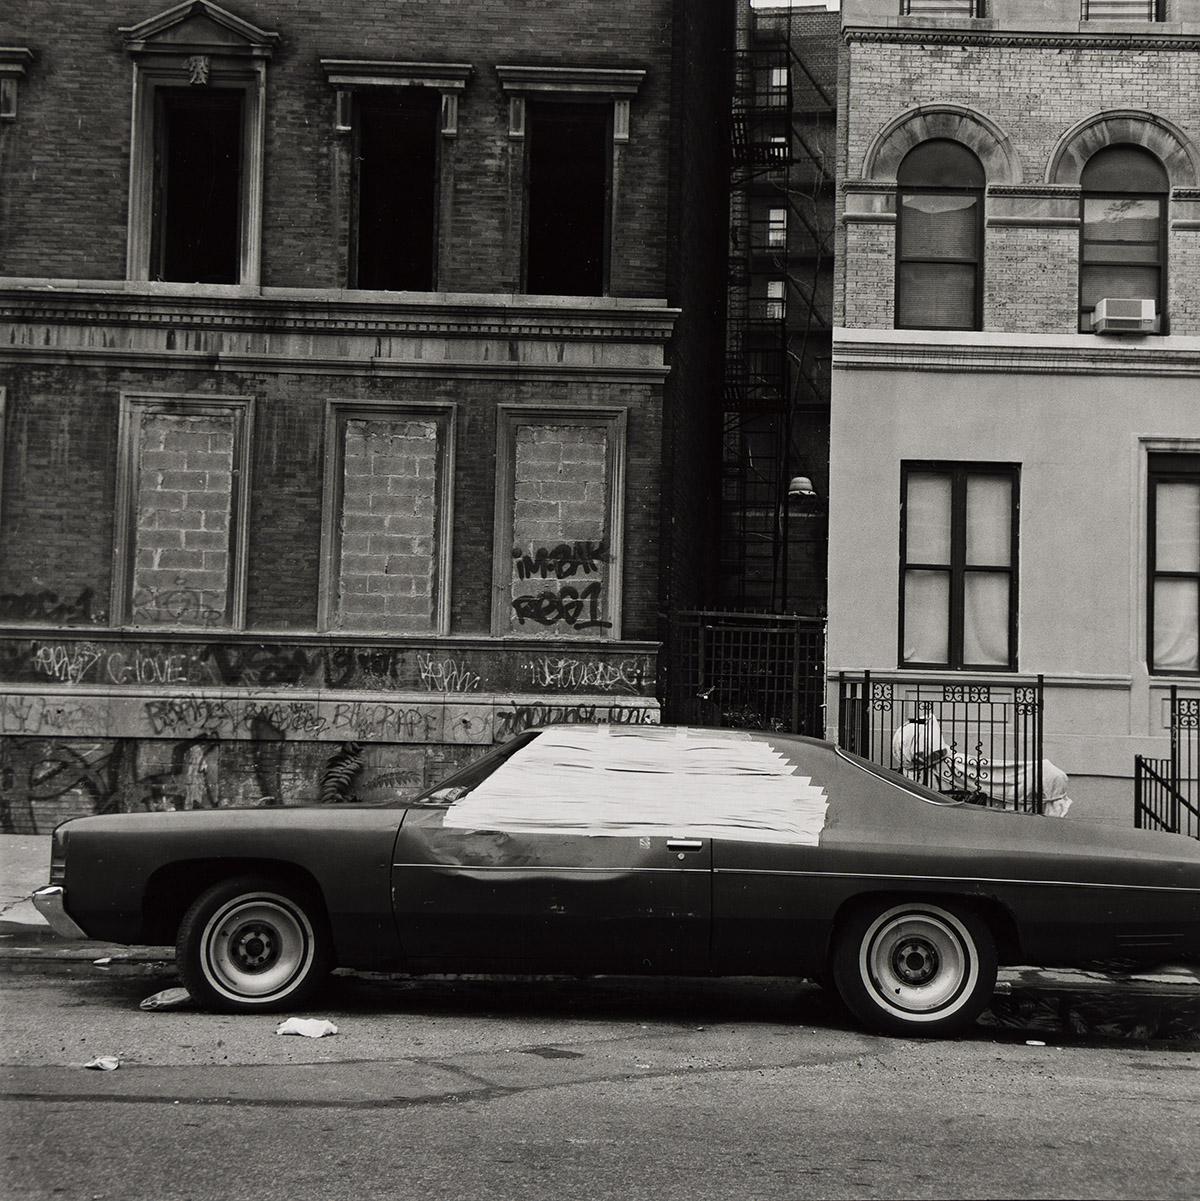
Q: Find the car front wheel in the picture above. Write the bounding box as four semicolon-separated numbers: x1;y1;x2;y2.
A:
832;900;997;1037
177;876;332;1013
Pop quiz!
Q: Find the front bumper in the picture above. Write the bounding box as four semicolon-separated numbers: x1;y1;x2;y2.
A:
32;887;90;940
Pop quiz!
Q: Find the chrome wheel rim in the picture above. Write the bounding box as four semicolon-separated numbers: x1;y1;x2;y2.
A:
201;894;315;1001
860;906;976;1019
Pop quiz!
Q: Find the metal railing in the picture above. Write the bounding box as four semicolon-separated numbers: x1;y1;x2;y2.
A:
1081;0;1162;18
901;0;985;15
837;672;1046;812
665;611;826;736
1135;688;1200;839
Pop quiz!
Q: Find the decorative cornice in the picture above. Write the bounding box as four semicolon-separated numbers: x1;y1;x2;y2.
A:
833;333;1200;377
843;25;1200;51
0;285;677;343
0;284;678;379
987;184;1079;197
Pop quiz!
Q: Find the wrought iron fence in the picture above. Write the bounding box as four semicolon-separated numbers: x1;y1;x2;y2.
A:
837;672;1046;813
665;611;825;736
1135;688;1200;839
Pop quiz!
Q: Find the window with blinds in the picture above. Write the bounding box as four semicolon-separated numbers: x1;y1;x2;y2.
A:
1148;453;1200;675
900;462;1019;671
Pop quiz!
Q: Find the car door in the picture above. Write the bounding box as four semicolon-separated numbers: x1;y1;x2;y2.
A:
391;804;712;975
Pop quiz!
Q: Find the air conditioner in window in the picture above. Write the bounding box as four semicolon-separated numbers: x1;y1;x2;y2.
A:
1091;298;1159;334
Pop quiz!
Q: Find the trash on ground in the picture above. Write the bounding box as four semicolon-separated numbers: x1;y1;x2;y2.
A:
92;957;112;967
140;987;193;1011
1025;1040;1047;1047
276;1017;338;1038
83;1056;120;1071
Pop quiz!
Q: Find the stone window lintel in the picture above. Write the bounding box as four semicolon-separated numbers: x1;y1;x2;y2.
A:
320;60;473;136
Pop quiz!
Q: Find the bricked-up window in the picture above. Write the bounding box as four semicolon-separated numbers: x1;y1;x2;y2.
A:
353;90;440;290
900;462;1019;670
493;407;627;639
1148;453;1200;674
525;102;610;295
896;140;984;331
121;3;278;285
320;403;455;635
112;395;253;629
1080;145;1168;333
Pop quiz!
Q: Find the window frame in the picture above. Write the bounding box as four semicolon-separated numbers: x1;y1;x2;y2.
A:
122;6;277;286
111;392;254;630
1147;451;1200;677
496;65;645;299
318;399;457;636
320;60;473;291
1078;153;1168;334
898;461;1020;672
491;405;627;640
894;143;985;333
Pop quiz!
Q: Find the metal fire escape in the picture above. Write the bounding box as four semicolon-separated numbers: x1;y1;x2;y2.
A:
722;5;836;614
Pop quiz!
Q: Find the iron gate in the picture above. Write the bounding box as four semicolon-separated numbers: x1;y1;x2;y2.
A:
1135;687;1200;840
664;611;826;735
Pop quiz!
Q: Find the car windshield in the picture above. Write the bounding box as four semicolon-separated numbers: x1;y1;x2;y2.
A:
412;730;542;804
835;746;963;806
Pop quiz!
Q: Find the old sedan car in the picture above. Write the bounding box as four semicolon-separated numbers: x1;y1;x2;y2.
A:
34;724;1200;1037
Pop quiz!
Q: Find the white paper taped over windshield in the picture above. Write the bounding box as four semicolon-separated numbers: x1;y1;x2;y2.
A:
442;726;829;844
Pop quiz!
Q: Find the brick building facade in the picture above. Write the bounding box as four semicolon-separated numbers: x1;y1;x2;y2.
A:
828;0;1200;822
0;0;731;832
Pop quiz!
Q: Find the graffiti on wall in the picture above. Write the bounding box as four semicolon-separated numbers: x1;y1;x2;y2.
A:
0;588;99;625
417;654;481;693
130;587;226;628
0;737;222;835
4;636;657;696
494;703;659;740
522;655;649;694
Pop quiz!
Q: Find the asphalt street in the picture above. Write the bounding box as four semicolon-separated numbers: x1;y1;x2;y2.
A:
2;965;1200;1201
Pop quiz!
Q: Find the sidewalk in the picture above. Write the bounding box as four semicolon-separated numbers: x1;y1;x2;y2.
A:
2;833;1199;1037
0;834;52;929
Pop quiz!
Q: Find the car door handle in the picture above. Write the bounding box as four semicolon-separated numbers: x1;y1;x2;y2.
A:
666;839;704;852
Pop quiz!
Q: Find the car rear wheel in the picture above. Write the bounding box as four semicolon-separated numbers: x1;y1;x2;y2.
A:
831;900;997;1037
177;876;332;1014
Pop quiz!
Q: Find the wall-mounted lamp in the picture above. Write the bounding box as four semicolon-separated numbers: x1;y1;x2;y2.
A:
787;475;817;501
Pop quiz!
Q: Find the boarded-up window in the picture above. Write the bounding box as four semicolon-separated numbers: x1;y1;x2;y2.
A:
113;395;252;628
321;404;454;634
493;407;626;639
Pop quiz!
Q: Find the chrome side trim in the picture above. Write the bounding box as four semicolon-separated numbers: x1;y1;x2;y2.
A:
32;887;90;940
711;867;1200;894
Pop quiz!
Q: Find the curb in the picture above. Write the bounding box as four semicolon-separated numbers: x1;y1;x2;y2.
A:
2;921;1198;995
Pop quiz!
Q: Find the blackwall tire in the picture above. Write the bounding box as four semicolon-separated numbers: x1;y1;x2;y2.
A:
831;900;997;1037
177;876;332;1014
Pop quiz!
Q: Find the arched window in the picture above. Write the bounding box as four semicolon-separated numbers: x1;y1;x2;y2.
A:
895;140;984;331
1080;144;1168;333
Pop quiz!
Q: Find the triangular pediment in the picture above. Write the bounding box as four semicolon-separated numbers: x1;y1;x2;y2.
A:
121;1;279;56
